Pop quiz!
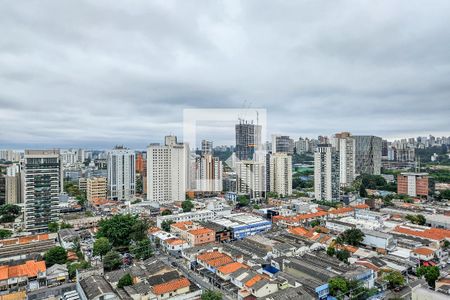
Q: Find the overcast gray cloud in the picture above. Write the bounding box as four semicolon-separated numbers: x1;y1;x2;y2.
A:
1;0;449;149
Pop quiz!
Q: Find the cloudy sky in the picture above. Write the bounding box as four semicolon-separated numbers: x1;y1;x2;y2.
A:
1;1;449;150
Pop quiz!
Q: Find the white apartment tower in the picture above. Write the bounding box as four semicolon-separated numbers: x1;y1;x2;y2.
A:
331;132;356;186
23;150;62;232
314;144;340;201
269;153;292;197
194;154;223;192
107;146;136;201
236;160;265;199
147;136;190;203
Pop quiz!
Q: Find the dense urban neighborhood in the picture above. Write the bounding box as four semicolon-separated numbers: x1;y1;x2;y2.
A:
1;132;450;300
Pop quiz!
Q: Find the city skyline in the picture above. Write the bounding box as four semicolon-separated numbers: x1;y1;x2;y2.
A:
1;1;450;149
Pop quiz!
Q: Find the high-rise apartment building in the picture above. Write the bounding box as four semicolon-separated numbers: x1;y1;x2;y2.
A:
236;160;265;199
135;152;146;175
314;144;340;201
397;172;429;197
194;154;223;192
331;132;356;186
0;150;21;162
107;146;135;201
268;153;292;197
147;136;189;203
201;140;213;155
87;177;107;202
271;135;294;154
235;120;262;161
5;164;21;204
294;137;310;154
23;150;62;232
0;176;5;205
354;135;382;176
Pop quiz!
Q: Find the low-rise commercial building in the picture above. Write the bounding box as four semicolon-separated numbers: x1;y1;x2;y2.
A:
211;213;272;240
361;229;397;252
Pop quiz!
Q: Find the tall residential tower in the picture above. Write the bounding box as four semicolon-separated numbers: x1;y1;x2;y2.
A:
314;144;340;201
23;150;62;232
107;146;136;201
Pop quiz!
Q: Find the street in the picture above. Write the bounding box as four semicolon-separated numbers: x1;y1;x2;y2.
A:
159;254;235;300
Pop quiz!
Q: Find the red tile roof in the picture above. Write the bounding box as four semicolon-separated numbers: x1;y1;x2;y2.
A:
217;262;248;275
197;251;224;262
207;256;234;267
0;260;46;281
413;247;435;256
245;274;263;287
188;228;214;236
329;207;354;215
394;226;450;241
152;277;190;295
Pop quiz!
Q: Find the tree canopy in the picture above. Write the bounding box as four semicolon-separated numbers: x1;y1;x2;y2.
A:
0;204;21;223
237;195;250;207
117;273;133;288
337;228;365;246
130;239;153;260
161;220;174;232
93;237;111;260
48;222;59;233
383;270;405;289
44;246;67;267
96;214;148;247
161;209;172;216
182;200;194;212
0;229;12;239
417;266;440;288
103;250;121;271
329;277;349;297
405;214;426;225
201;290;223;300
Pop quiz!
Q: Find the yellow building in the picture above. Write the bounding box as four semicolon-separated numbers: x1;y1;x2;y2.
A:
87;177;107;202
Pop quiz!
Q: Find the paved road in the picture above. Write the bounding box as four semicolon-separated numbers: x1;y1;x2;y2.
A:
160;254;235;300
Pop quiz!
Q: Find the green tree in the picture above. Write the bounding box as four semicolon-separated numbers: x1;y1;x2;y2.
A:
443;240;450;249
383;270;405;289
440;189;450;199
60;222;74;229
0;204;21;223
338;228;365;246
67;260;90;279
161;209;172;216
0;229;12;239
130;239;153;260
201;290;223;300
328;277;349;297
406;214;426;225
359;185;368;197
161;220;174;232
130;219;149;242
253;204;261;209
336;249;350;263
96;214;148;247
48;222;59;233
237;195;250;207
310;220;320;227
415;214;426;225
327;247;336;256
182;200;194;212
44;246;67;267
117;273;133;288
93;237;111;260
103;250;121;271
417;266;440;288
